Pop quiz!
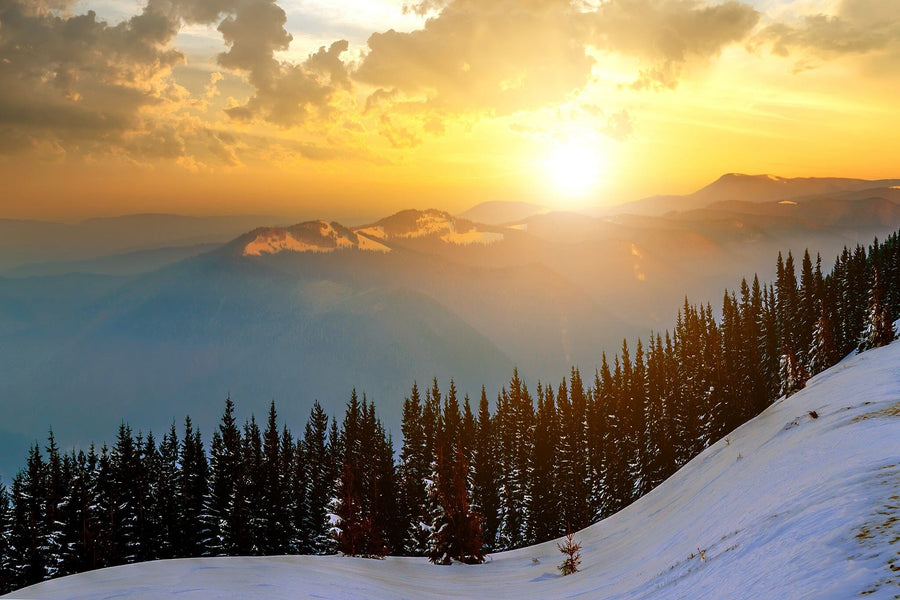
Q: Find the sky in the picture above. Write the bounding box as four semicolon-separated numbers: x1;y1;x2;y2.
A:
0;0;898;221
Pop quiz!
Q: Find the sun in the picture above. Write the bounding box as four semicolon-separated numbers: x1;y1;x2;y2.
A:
543;142;604;199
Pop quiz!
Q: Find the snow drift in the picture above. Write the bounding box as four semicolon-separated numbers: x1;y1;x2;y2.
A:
6;337;900;599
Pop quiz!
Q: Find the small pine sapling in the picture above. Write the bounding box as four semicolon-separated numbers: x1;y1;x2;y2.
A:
557;528;583;576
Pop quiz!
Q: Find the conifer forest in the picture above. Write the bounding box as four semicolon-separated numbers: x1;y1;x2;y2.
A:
0;230;898;595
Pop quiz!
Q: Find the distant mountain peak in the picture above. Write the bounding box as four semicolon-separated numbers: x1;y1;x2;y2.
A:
457;200;547;225
610;174;900;217
239;209;505;257
242;220;391;256
364;209;504;246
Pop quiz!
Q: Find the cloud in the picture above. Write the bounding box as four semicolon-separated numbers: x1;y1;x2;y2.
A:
355;0;760;125
602;109;634;141
0;0;189;156
0;0;354;164
402;0;450;17
0;0;768;166
755;0;900;59
588;0;760;90
211;0;351;127
354;0;595;114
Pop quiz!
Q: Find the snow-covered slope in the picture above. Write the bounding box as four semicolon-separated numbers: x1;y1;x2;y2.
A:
7;338;900;599
238;211;503;257
242;221;391;256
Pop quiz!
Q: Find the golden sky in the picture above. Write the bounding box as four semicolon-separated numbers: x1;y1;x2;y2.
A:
0;0;898;221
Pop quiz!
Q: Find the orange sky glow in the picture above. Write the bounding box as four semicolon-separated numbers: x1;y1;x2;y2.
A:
1;0;898;221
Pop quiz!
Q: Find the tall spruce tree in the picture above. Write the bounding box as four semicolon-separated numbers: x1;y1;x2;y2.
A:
11;445;48;586
0;476;12;594
42;432;65;578
136;432;161;563
427;446;484;565
261;403;290;554
859;267;896;351
527;383;558;544
156;424;180;559
110;424;140;564
399;383;429;555
208;398;243;556
810;299;838;373
291;433;307;554
179;417;209;557
242;416;264;555
301;401;332;554
472;388;499;552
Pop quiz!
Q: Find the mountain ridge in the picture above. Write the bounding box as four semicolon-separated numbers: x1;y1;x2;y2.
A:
608;173;900;217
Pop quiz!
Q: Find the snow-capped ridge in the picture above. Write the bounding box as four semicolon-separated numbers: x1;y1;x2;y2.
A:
239;210;504;256
242;220;391;256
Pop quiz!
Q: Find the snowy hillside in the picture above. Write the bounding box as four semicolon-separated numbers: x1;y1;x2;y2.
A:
239;210;504;257
242;221;392;256
7;334;900;599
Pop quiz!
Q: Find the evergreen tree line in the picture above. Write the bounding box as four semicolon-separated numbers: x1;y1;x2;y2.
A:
1;232;899;593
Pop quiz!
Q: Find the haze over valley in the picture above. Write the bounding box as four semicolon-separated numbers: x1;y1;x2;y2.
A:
1;174;899;477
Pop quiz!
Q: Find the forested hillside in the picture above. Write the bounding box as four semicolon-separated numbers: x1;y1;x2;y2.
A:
0;230;897;594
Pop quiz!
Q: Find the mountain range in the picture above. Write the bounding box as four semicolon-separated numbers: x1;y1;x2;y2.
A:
1;174;899;476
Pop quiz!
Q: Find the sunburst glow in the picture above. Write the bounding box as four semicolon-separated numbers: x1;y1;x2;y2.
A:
544;142;604;198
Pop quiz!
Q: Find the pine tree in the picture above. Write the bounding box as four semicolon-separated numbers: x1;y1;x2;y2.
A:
241;416;264;555
471;387;499;552
10;445;48;587
527;382;558;544
495;370;532;551
644;334;673;492
398;383;429;555
110;424;140;564
136;432;161;563
459;396;477;467
208;398;241;556
809;299;838;374
0;476;13;594
179;417;209;557
333;391;389;558
604;354;630;514
291;434;307;554
279;424;299;553
797;249;818;367
568;369;591;528
779;342;807;397
427;446;484;565
156;424;181;559
334;460;364;557
43;431;65;577
261;402;290;554
557;528;582;576
591;354;617;518
372;418;400;555
301;401;332;554
859;267;896;351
